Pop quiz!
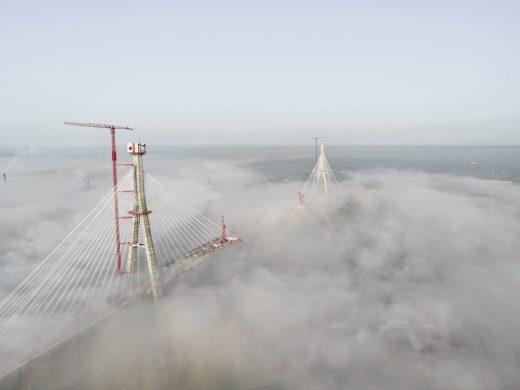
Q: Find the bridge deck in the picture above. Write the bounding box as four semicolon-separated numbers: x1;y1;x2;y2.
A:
0;236;241;387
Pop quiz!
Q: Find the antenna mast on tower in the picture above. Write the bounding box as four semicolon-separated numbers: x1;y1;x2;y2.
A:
311;136;328;163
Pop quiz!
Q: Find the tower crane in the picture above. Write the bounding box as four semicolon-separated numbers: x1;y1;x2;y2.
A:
64;121;133;273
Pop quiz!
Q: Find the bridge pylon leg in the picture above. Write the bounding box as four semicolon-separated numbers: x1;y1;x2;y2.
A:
126;169;140;273
126;142;162;299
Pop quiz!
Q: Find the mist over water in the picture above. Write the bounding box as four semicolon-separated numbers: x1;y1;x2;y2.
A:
1;146;520;389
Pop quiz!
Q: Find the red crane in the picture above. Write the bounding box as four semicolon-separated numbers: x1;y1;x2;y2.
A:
64;121;133;273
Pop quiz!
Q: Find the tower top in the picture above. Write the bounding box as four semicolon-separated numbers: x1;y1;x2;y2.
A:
127;142;146;156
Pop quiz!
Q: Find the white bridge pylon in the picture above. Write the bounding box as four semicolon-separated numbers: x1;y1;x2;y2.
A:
0;145;239;376
300;144;337;203
125;142;161;299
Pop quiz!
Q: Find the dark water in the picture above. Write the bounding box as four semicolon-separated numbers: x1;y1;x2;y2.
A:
241;146;520;183
148;145;520;182
2;146;520;183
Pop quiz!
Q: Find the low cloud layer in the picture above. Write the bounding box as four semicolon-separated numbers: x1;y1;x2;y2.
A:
1;150;520;389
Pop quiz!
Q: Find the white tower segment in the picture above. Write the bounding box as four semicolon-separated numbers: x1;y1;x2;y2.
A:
126;142;161;299
301;144;337;200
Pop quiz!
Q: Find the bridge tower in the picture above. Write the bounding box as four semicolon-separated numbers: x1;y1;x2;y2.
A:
312;144;336;194
125;142;161;299
300;143;337;203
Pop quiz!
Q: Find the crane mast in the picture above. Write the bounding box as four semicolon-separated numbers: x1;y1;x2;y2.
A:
64;121;133;273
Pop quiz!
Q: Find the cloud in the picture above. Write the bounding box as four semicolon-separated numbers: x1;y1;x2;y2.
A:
1;151;520;389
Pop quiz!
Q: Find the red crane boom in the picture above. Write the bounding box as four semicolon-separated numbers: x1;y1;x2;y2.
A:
64;121;134;273
63;121;133;130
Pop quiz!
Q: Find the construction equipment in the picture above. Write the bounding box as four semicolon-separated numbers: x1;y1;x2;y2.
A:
64;121;133;273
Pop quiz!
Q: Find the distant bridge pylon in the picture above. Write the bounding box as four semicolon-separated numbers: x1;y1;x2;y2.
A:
299;144;337;204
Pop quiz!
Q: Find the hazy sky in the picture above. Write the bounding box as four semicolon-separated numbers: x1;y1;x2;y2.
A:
1;0;519;146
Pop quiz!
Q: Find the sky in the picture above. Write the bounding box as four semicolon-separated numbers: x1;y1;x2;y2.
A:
0;0;519;146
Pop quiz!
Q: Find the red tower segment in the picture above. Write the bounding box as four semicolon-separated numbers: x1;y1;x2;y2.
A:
220;215;228;243
64;121;133;273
